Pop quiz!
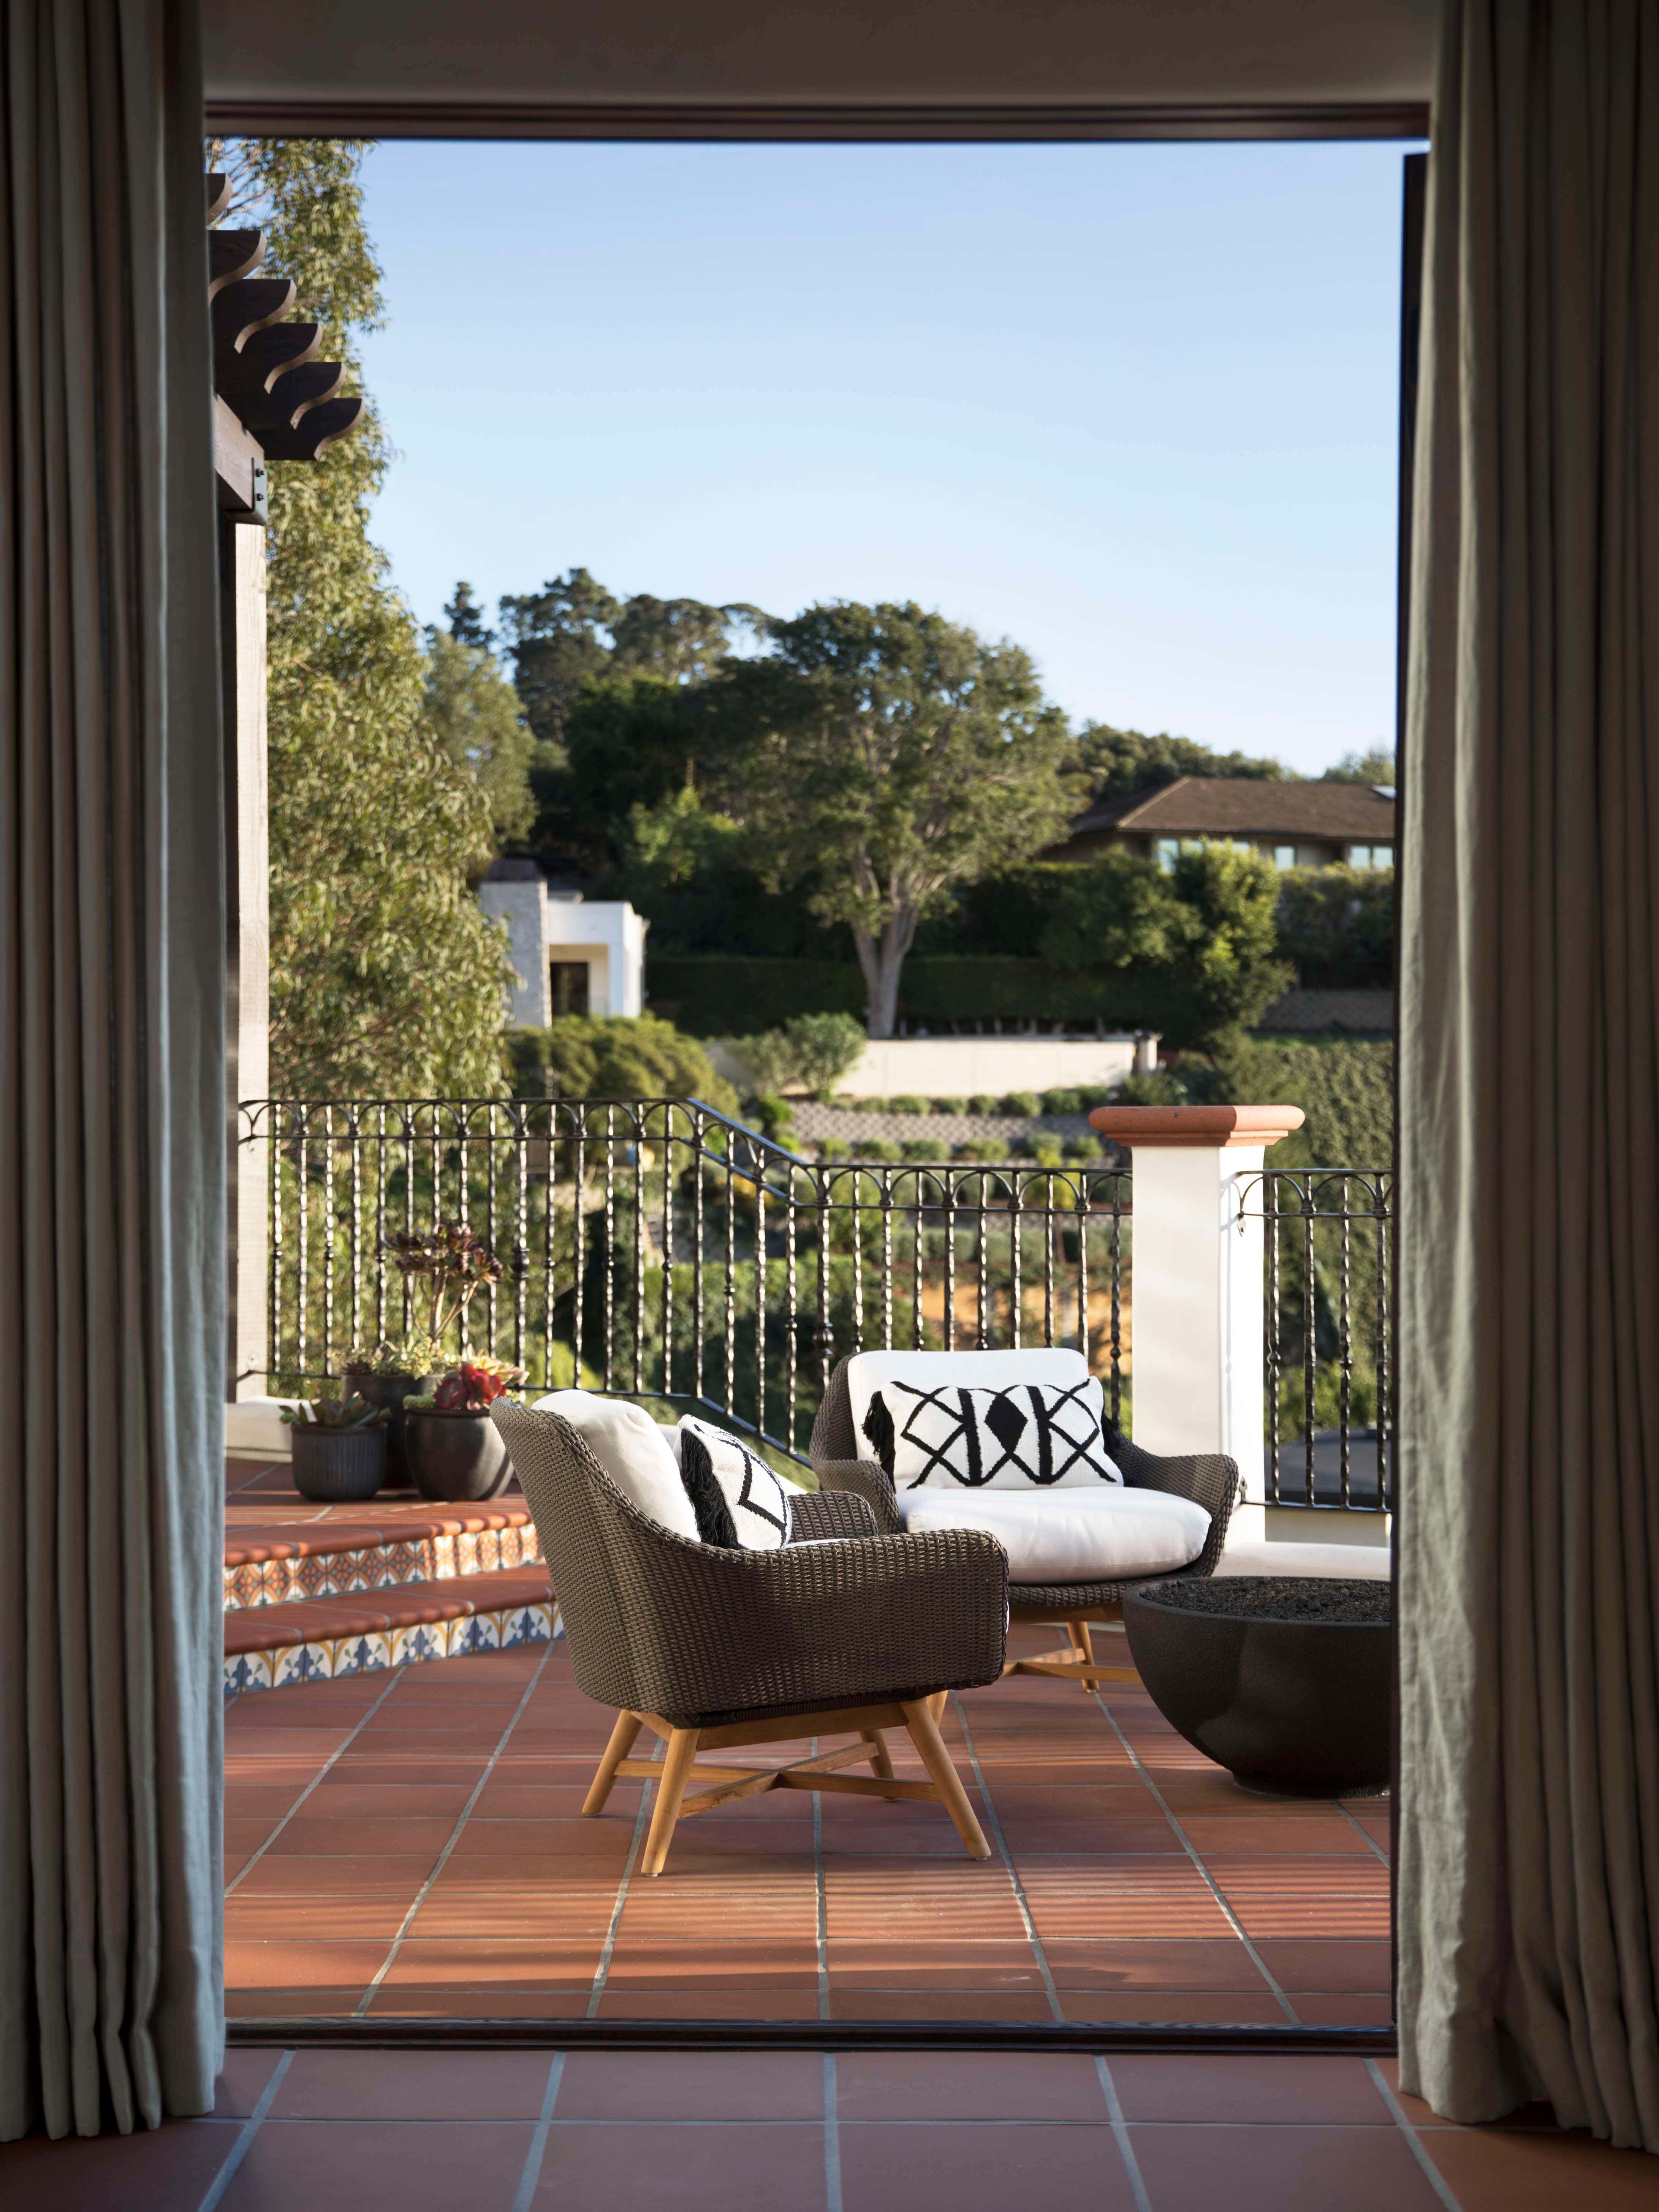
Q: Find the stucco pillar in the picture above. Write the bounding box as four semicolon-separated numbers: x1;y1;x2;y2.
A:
1089;1104;1304;1545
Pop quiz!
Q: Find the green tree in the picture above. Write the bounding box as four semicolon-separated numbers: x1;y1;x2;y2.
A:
1320;746;1396;786
505;1014;737;1111
1275;864;1394;988
1075;724;1290;804
443;580;494;651
214;138;510;1097
710;601;1075;1037
424;604;536;844
498;568;621;753
609;595;766;683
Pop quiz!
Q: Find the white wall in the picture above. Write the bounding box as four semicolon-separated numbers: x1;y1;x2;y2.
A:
478;876;551;1026
836;1036;1140;1097
479;880;647;1023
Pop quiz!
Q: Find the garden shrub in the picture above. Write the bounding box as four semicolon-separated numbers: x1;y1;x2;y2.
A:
901;1138;951;1163
999;1091;1041;1117
1040;1088;1083;1115
887;1095;929;1116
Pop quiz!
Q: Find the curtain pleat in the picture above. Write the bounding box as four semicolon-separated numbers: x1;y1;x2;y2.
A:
1398;0;1659;2150
0;0;223;2140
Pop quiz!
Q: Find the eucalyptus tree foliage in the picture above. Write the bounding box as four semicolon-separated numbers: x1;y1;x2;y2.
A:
708;601;1076;1038
424;604;536;845
208;138;510;1099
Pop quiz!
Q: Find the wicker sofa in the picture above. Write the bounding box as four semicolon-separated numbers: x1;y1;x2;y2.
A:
491;1398;1010;1874
808;1354;1240;1689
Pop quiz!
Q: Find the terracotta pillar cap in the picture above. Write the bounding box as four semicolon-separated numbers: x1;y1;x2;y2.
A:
1088;1103;1305;1149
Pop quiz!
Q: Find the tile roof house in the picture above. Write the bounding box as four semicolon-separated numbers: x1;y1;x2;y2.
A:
1048;776;1396;871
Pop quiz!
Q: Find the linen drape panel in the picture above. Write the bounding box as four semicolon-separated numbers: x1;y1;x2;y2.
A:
1398;0;1659;2150
1;0;224;2140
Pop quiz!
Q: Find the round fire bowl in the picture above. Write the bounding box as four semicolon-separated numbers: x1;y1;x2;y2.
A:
1122;1576;1392;1799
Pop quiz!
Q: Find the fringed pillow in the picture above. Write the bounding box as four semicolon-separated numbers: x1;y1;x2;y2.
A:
863;1376;1122;1491
676;1415;795;1550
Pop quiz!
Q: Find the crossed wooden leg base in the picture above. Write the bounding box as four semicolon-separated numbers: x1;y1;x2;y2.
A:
1001;1608;1140;1692
584;1696;990;1876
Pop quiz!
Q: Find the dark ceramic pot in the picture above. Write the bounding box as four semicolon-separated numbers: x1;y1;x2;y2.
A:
1123;1576;1392;1798
289;1424;386;1504
405;1409;513;1503
342;1369;436;1487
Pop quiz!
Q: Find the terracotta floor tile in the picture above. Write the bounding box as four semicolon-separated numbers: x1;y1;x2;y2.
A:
224;1817;282;1857
377;1938;605;1987
264;1816;461;1856
828;1989;1059;2022
469;1782;630;1818
271;2049;554;2119
836;2051;1108;2120
838;2122;1136;2212
225;1986;371;2018
327;1757;491;1785
591;1987;820;2019
364;1986;593;2018
228;1853;442;1897
0;2119;239;2211
1060;1992;1290;2025
295;1781;481;1818
218;2120;533;2212
827;1957;1047;1991
531;2121;825;2211
1251;1939;1395;1993
1419;2123;1659;2207
1109;2053;1391;2123
1129;2122;1444;2210
442;1823;636;1862
1000;1820;1183;1853
1290;1992;1394;2025
1042;1938;1270;1993
224;1784;310;1819
223;1895;416;1942
214;2048;285;2116
1178;1815;1378;1856
556;2049;823;2120
1018;1859;1237;1941
223;1936;391;1994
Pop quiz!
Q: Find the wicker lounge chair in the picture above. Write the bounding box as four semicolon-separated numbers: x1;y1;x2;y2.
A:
809;1354;1239;1691
492;1399;1009;1875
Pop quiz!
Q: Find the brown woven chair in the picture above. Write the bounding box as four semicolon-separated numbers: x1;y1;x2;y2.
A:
809;1356;1239;1691
492;1399;1008;1875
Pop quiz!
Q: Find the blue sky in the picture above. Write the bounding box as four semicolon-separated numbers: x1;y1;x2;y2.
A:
357;138;1421;776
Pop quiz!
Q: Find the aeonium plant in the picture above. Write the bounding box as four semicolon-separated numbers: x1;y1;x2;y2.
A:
345;1336;446;1380
280;1393;389;1431
383;1223;505;1358
405;1358;526;1417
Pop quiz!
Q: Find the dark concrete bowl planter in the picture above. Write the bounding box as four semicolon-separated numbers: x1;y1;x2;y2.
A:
289;1423;386;1504
405;1409;513;1503
1123;1576;1392;1798
342;1369;436;1487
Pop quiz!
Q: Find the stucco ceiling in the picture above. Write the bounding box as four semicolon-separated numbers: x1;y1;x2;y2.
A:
203;0;1439;136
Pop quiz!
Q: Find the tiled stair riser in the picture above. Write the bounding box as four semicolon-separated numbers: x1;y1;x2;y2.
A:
222;1598;562;1699
223;1521;543;1611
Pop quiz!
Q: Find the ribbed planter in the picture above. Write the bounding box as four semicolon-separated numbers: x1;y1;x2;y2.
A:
1123;1575;1392;1798
405;1410;513;1503
342;1369;436;1487
289;1424;386;1505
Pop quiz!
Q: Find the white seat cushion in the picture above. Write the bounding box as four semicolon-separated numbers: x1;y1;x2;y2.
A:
845;1349;1089;1453
532;1390;700;1543
896;1485;1210;1584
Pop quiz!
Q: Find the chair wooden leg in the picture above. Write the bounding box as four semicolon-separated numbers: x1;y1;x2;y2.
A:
861;1729;894;1779
640;1727;701;1877
901;1699;991;1860
1067;1617;1095;1692
584;1711;644;1816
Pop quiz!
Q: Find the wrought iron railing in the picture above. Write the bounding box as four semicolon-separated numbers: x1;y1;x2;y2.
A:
239;1097;1132;1467
1248;1168;1393;1515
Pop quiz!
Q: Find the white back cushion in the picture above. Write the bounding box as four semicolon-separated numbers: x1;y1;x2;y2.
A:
845;1349;1089;1456
897;1487;1208;1583
532;1390;700;1542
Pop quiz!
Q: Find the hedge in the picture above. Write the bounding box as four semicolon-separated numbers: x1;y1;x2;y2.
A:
647;955;1170;1039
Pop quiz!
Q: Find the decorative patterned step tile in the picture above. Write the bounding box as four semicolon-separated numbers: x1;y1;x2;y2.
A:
222;1567;559;1698
223;1503;542;1611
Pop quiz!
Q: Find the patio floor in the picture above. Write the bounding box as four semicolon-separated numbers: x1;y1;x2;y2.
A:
225;1625;1392;2027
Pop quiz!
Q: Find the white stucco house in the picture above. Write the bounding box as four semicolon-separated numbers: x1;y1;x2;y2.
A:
478;859;648;1025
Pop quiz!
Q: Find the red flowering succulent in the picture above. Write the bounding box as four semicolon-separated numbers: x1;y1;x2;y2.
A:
432;1363;513;1415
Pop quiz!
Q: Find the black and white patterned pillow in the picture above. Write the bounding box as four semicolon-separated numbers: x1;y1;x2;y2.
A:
864;1378;1122;1491
676;1415;794;1550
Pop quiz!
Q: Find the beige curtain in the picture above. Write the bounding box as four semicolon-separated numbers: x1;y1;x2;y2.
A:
1398;0;1659;2151
1;0;225;2141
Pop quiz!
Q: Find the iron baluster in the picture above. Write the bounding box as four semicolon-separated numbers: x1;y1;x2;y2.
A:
1338;1178;1353;1510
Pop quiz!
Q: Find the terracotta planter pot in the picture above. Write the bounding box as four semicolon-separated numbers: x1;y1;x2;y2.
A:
342;1369;436;1486
1123;1575;1391;1799
289;1424;386;1504
405;1409;513;1503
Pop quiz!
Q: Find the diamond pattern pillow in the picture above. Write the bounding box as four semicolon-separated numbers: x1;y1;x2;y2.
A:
864;1377;1122;1491
676;1415;795;1549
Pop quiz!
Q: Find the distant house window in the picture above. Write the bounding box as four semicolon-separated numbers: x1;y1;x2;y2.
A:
1346;843;1394;870
1273;845;1297;870
551;960;590;1016
1155;838;1180;872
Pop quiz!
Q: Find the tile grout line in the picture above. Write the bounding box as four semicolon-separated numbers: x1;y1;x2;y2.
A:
508;2051;566;2212
823;2052;843;2212
194;2048;294;2212
1365;2059;1465;2210
352;1645;555;2016
1338;1798;1393;1869
584;1736;662;2019
949;1689;1065;2021
224;1668;409;1894
1094;2056;1155;2212
812;1737;832;2023
1086;1682;1301;2022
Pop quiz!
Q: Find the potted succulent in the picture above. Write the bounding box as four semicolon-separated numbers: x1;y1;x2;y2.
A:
403;1359;524;1502
345;1222;507;1485
280;1394;390;1504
